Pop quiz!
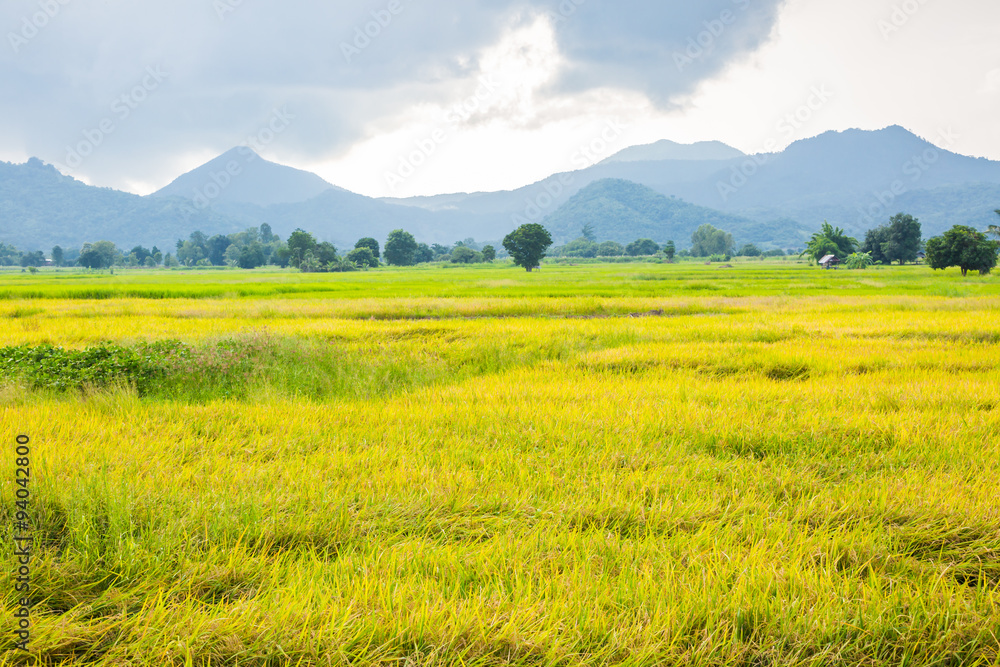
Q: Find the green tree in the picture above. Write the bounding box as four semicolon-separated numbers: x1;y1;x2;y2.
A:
176;241;205;266
598;241;625;257
346;247;378;268
503;224;553;272
737;243;761;257
316;242;339;266
988;210;1000;239
355;237;381;259
926;225;1000;276
451;246;482;264
51;246;64;267
690;225;734;257
207;235;232;266
238;243;267;269
861;226;890;264
663;240;676;262
78;241;119;269
414;243;435;264
561;238;599;258
802;221;857;264
259;223;275;244
626;239;660;257
883;213;922;265
20;251;45;268
287;229;318;268
844;252;875;270
581;223;596;242
384;229;419;266
481;245;496;262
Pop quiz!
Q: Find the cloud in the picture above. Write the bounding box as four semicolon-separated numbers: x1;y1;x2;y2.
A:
0;0;786;190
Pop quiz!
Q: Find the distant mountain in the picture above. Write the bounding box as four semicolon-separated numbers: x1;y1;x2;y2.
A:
0;158;243;252
153;148;337;207
600;139;745;164
544;179;810;249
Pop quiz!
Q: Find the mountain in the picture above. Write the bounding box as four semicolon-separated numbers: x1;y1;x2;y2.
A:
600;139;745;164
544;179;810;249
0;158;244;252
153;148;337;207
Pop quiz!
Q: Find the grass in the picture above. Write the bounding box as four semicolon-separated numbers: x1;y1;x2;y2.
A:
0;262;998;665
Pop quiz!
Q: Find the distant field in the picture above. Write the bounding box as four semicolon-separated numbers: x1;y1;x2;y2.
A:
1;263;998;665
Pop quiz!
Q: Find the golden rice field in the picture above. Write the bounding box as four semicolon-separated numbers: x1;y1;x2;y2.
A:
1;262;999;666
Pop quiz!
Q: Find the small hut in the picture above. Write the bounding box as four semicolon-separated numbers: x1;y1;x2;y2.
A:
819;254;840;270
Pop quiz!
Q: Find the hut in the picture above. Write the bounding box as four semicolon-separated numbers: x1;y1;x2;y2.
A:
819;254;840;269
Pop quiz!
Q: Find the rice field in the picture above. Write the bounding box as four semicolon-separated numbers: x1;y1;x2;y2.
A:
1;262;998;666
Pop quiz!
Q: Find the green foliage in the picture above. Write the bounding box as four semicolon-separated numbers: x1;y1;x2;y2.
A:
0;343;173;393
451;246;483;264
626;239;660;257
581;222;596;242
844;252;875;270
355;237;381;259
663;241;676;261
691;225;734;257
598;241;625;257
802;221;857;264
925;225;1000;276
78;241;120;269
559;238;599;258
503;224;553;272
384;229;419;266
414;243;435;264
346;247;378;268
51;246;64;267
737;244;762;257
287;229;318;268
481;245;496;262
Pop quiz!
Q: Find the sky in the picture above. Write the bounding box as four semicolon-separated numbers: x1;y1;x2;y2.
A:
2;0;998;198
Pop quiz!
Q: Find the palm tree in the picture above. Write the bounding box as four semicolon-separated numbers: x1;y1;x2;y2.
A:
989;210;1000;239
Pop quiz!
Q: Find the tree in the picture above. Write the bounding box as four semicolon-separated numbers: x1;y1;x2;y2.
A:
177;241;205;266
626;239;660;257
355;237;381;259
988;210;1000;239
926;225;1000;276
581;223;596;242
844;252;875;270
238;243;267;269
503;224;552;272
690;225;734;257
414;243;435;264
802;221;857;264
384;229;419;266
883;213;922;265
861;226;890;265
451;246;481;264
20;251;45;268
207;235;232;266
78;241;119;269
346;247;378;268
736;243;761;257
561;238;599;258
481;245;496;262
287;229;318;268
663;241;676;262
316;242;339;266
598;241;625;257
260;223;275;244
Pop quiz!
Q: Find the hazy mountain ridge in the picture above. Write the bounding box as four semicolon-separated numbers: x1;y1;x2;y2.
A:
2;127;999;253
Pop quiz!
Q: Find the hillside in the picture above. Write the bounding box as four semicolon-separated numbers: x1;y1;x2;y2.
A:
600;139;745;164
543;179;810;249
0;158;244;252
153;148;336;207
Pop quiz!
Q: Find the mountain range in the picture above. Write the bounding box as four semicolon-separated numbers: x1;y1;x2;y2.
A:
2;125;999;253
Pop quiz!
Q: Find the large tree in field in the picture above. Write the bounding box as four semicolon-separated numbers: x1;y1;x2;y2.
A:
503;224;552;272
802;221;857;264
883;213;922;265
926;225;1000;276
355;237;381;259
384;229;418;266
690;225;734;257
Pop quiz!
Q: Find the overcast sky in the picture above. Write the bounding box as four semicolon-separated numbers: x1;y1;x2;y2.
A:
2;0;998;198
